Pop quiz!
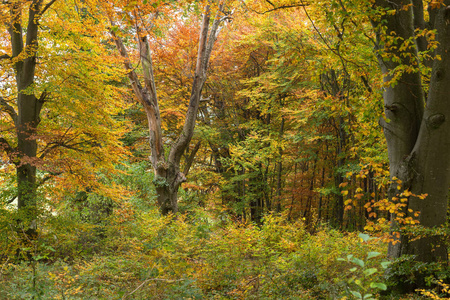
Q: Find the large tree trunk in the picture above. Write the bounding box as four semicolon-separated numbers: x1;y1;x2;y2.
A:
110;4;227;214
402;2;450;262
154;163;185;215
373;0;450;263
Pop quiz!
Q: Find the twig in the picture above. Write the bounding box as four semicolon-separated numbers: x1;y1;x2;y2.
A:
121;278;184;300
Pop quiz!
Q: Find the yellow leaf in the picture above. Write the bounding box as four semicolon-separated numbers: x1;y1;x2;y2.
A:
355;193;364;200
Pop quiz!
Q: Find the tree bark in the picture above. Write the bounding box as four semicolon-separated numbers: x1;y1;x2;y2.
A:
2;0;56;225
373;0;450;263
111;4;226;214
0;0;58;243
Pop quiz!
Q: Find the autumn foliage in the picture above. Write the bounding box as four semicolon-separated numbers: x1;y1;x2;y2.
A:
1;0;450;298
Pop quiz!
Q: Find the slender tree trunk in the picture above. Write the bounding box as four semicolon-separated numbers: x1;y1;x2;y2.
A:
0;1;56;237
275;118;285;212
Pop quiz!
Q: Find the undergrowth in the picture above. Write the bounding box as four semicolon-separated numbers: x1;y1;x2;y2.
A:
0;205;446;299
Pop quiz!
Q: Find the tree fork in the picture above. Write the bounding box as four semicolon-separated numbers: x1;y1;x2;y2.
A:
111;3;228;214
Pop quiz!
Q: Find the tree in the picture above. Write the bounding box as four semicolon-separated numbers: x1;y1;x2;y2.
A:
371;0;450;262
0;0;130;236
108;1;230;214
0;0;59;233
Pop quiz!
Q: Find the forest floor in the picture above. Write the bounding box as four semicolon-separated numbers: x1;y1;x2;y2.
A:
0;208;444;299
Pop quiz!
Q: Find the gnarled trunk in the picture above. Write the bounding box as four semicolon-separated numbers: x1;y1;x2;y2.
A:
110;4;227;214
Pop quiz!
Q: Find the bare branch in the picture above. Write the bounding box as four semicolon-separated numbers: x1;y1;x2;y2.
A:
183;141;201;176
40;0;57;17
195;5;211;77
109;25;145;105
169;5;229;166
204;4;224;71
0;97;18;125
7;196;17;205
37;171;62;186
109;13;165;168
0;137;14;155
241;0;307;14
138;35;158;104
122;278;184;300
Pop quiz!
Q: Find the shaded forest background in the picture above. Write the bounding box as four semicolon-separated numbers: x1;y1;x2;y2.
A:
1;0;449;299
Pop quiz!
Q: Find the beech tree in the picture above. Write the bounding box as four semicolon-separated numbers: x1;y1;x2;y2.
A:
0;0;58;230
108;2;230;214
371;0;450;262
0;0;130;234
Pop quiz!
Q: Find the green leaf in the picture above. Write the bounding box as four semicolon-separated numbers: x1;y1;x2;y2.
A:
350;291;363;299
350;267;358;272
370;282;387;290
359;233;371;242
351;257;365;268
363;294;374;300
363;268;378;276
366;251;381;259
381;261;391;269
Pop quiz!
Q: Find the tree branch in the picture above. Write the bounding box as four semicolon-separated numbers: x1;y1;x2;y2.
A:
183;141;201;176
109;24;145;105
122;278;184;300
40;0;58;17
7;196;17;205
169;5;228;166
0;137;14;155
10;2;24;74
0;97;18;126
37;171;62;186
241;0;307;15
138;35;158;106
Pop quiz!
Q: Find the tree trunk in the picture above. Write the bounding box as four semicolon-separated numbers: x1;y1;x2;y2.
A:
373;0;450;263
0;1;56;235
401;2;450;262
110;4;227;214
0;1;60;254
155;171;180;215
